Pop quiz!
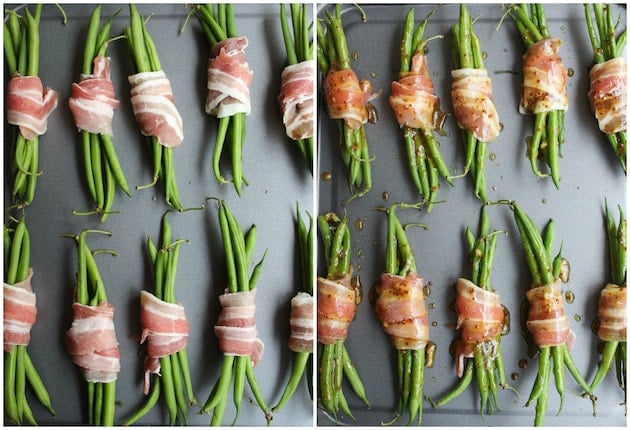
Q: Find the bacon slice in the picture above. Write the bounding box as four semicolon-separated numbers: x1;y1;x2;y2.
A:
451;68;500;142
3;268;36;353
7;74;59;140
128;70;183;147
324;68;375;130
66;301;120;383
597;283;627;342
455;278;504;343
288;292;314;353
389;52;438;131
139;290;189;394
526;278;573;348
278;60;315;140
520;37;568;115
374;273;429;350
69;56;120;136
206;36;253;118
317;275;357;345
589;57;627;135
214;289;264;366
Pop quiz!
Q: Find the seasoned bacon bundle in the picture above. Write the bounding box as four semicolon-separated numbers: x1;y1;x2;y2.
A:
66;302;120;383
206;36;253;118
526;279;574;348
455;278;504;343
324;68;375;130
214;289;265;366
288;292;314;353
3;269;36;353
597;283;627;342
520;37;568;115
278;60;314;140
7;74;59;140
317;275;357;345
69;56;120;136
374;273;429;350
389;52;437;131
128;70;183;147
451;68;500;143
588;57;627;135
139;290;189;393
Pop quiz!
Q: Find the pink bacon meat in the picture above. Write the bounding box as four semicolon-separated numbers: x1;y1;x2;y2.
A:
69;56;120;136
317;275;357;345
66;301;120;383
374;273;429;350
206;36;253;118
139;290;189;394
520;37;568;115
7;73;59;140
526;278;574;348
324;68;375;130
389;52;437;131
3;268;36;353
451;68;500;143
288;292;314;353
597;283;627;342
214;288;264;366
588;57;627;135
278;60;315;140
128;70;183;148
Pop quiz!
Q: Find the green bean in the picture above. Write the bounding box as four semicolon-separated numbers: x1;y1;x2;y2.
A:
23;352;55;416
124;378;161;425
5;351;20;424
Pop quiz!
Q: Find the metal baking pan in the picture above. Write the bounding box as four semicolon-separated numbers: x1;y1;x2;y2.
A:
317;3;626;427
4;3;313;426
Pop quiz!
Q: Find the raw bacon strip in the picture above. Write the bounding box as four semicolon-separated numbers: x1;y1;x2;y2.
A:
69;56;120;136
3;268;36;353
7;74;59;140
324;68;375;130
589;57;627;135
139;290;189;394
66;302;120;383
214;289;264;366
288;292;314;353
520;37;568;114
455;278;504;343
451;68;500;143
278;60;315;140
128;70;183;147
389;52;437;131
374;273;429;350
317;275;357;345
526;278;572;348
597;283;627;342
206;36;253;118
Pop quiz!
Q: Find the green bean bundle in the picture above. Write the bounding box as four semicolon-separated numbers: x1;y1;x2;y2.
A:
191;4;252;196
72;5;131;222
273;205;314;412
317;213;369;419
125;212;196;425
584;4;627;173
201;200;271;426
4;217;56;424
589;202;626;401
317;4;375;200
123;4;182;210
509;202;594;426
279;3;314;172
62;229;119;426
508;4;567;189
372;204;431;424
431;206;513;415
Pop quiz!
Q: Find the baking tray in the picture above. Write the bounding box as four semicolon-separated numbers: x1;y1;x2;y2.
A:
317;3;627;427
3;3;313;426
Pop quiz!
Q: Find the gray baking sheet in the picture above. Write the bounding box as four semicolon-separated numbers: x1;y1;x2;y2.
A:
4;3;313;426
317;3;627;427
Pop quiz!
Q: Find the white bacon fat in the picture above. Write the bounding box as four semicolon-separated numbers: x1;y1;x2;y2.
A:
288;292;314;353
589;57;627;135
128;70;183;147
278;60;315;140
7;74;59;140
206;36;253;118
597;283;627;342
526;278;574;348
3;268;37;353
